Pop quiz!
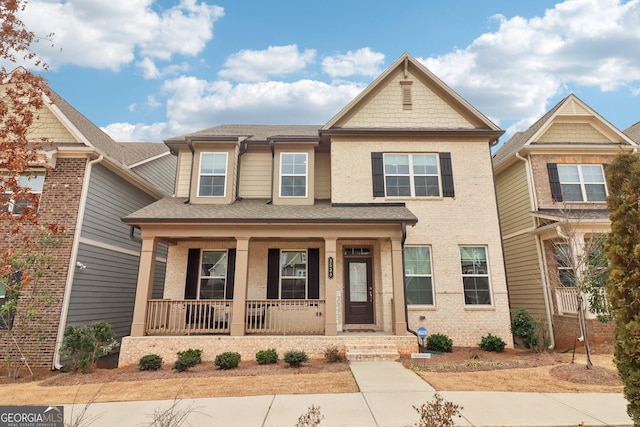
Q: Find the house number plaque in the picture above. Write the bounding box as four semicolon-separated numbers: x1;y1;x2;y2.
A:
328;257;334;278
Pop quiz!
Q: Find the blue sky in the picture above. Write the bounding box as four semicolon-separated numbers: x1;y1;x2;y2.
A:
13;0;640;146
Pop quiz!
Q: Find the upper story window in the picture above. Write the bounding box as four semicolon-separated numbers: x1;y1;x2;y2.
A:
460;246;492;306
198;153;227;197
404;246;434;305
280;153;307;198
548;163;606;202
2;171;45;214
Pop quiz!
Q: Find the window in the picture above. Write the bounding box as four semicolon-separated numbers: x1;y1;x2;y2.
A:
404;246;434;305
554;244;575;287
199;251;228;299
557;164;606;202
280;251;307;299
460;246;492;305
198;153;227;197
280;153;307;197
384;153;440;197
2;171;45;214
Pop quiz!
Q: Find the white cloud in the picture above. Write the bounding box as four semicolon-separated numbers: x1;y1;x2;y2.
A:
128;103;137;112
147;95;161;109
218;45;316;82
23;0;224;70
102;121;184;142
137;57;161;79
322;48;385;78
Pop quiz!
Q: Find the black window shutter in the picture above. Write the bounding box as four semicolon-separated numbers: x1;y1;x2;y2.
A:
371;152;385;197
225;249;236;300
440;152;455;197
307;248;320;300
267;249;280;299
185;248;200;299
547;163;563;202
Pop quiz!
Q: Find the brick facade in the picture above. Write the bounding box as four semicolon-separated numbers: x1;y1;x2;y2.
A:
552;314;614;351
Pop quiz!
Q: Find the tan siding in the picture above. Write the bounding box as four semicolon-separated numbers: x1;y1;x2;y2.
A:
174;150;192;198
537;123;609;143
503;234;547;318
495;161;532;235
314;152;331;199
238;152;272;198
28;104;79;143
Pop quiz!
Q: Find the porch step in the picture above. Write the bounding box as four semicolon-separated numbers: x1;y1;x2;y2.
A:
345;343;400;362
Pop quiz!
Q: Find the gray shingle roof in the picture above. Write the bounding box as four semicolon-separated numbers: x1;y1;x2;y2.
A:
119;142;171;166
124;198;418;224
165;125;322;143
624;121;640;143
534;208;610;220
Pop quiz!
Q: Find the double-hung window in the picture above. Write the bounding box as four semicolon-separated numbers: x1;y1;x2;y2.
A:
460;246;492;305
384;154;440;197
556;164;606;202
280;153;307;197
404;246;434;305
2;171;45;214
198;153;227;197
199;250;228;299
280;250;307;299
554;244;575;287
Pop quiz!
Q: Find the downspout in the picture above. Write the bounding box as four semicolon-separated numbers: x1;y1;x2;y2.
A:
235;140;249;201
267;140;275;204
184;140;195;204
53;154;104;369
515;151;555;349
401;222;418;337
129;226;142;244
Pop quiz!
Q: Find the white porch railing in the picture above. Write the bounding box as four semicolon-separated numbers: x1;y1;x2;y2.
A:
145;299;231;335
556;287;579;315
245;299;325;335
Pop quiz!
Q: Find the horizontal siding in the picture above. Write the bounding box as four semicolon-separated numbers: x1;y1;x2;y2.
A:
82;164;157;252
315;152;331;199
503;234;547;318
239;152;272;198
175;150;192;197
130;154;177;196
495;161;532;235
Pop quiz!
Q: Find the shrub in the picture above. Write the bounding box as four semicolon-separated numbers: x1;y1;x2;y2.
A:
478;333;506;352
323;345;345;363
60;321;119;373
215;352;241;370
426;333;453;353
176;348;202;364
284;350;308;368
413;393;463;427
138;354;163;371
256;348;278;365
510;308;539;350
173;356;198;372
296;404;324;427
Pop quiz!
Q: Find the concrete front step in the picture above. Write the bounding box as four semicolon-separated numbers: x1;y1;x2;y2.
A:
345;343;400;362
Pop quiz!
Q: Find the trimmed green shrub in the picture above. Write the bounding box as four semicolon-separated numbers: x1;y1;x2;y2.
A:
256;348;278;365
60;321;119;373
138;354;163;371
173;356;198;372
478;333;506;352
176;348;202;364
426;333;453;353
323;345;345;363
510;308;539;350
215;352;241;370
284;350;308;368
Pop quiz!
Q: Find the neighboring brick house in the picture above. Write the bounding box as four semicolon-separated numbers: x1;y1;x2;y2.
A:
493;94;637;350
0;83;176;369
120;53;513;365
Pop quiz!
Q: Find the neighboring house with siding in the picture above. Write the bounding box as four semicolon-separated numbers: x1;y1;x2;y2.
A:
120;53;513;365
0;82;176;369
492;94;636;350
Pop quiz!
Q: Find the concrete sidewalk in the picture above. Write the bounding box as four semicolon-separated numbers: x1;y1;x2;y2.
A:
62;361;634;426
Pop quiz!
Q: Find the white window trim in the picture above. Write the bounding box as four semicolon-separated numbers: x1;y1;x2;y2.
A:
383;153;441;198
404;245;435;306
2;170;45;214
198;249;228;299
197;152;228;198
459;246;493;306
557;164;607;203
279;152;308;198
280;249;308;299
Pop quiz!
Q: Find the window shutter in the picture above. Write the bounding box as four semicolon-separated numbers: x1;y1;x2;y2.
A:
225;249;236;300
267;249;280;299
439;152;455;197
307;248;320;300
547;163;563;202
371;152;385;197
185;248;200;299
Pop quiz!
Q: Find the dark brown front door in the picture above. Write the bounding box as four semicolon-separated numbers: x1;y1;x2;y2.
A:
345;258;373;324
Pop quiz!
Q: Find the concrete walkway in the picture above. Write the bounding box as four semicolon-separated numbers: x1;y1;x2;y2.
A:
62;361;634;426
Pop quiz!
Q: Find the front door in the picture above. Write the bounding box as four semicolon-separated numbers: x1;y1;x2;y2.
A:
345;258;373;324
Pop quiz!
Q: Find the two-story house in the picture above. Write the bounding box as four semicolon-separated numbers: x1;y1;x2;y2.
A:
1;77;175;369
493;94;637;350
120;53;513;365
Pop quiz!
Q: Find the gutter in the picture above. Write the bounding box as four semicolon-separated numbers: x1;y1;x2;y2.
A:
53;153;104;369
184;140;195;204
401;222;417;337
267;140;275;204
235;139;249;201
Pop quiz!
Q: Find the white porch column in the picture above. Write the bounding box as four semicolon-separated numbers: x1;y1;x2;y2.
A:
324;237;338;336
131;237;157;336
230;237;249;336
391;237;407;335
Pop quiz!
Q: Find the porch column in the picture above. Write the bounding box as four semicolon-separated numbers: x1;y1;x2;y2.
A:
324;237;338;336
131;237;157;336
391;237;407;335
230;237;249;336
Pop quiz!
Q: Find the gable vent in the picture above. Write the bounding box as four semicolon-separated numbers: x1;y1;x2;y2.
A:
400;80;413;110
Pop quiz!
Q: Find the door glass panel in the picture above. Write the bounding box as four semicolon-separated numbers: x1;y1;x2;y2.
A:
349;262;367;302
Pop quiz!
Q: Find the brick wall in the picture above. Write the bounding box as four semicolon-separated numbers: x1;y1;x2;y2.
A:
552;314;614;351
0;157;86;368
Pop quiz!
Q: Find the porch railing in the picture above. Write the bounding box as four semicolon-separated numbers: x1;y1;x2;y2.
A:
556;287;579;315
145;299;231;335
245;299;325;335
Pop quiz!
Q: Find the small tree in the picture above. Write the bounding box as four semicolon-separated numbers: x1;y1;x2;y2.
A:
60;321;119;373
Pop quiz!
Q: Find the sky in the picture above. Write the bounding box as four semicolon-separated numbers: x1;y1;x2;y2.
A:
12;0;640;148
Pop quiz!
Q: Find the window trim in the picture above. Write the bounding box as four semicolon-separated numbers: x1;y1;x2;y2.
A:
459;246;493;306
404;245;435;306
554;243;575;288
197;152;228;198
198;250;228;299
279;249;308;299
2;170;45;214
383;153;442;198
279;152;308;198
557;164;607;202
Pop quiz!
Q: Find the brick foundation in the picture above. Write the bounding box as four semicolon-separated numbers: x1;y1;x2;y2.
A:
552;314;614;351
